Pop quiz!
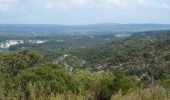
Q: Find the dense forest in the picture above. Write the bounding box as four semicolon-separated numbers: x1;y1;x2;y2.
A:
0;30;170;100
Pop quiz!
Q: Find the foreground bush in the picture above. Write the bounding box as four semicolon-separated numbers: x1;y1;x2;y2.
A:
0;50;137;100
111;86;170;100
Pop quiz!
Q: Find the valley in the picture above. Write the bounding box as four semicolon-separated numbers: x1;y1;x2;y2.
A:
0;24;170;100
0;0;170;99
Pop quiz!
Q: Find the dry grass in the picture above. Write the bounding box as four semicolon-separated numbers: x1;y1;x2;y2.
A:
111;86;170;100
2;85;170;100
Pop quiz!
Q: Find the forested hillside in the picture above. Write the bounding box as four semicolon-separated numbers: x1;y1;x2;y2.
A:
0;30;170;100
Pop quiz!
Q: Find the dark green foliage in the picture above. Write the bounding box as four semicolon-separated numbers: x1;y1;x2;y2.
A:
17;63;80;93
165;53;170;61
7;34;118;52
0;49;42;77
0;49;136;99
74;70;135;99
8;45;18;51
0;30;170;99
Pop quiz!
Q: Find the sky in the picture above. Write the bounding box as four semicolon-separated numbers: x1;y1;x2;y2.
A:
0;0;170;24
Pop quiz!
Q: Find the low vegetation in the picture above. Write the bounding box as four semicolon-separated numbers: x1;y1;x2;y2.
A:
0;30;170;100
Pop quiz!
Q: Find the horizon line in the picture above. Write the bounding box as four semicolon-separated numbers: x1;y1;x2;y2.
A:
0;23;170;26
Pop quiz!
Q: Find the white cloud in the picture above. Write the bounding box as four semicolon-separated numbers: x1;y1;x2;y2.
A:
73;0;87;7
136;0;170;10
69;0;170;10
0;3;10;12
45;1;69;10
0;0;18;12
105;0;129;7
43;0;88;9
0;0;170;12
0;0;10;12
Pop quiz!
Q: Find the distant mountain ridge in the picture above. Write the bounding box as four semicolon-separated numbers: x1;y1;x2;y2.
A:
0;23;170;35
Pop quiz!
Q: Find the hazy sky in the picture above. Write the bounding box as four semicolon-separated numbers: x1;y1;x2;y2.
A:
0;0;170;24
